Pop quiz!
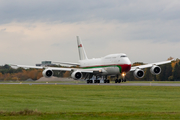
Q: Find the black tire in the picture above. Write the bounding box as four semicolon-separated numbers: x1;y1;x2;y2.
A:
87;80;89;84
107;80;110;83
104;80;106;83
118;79;121;83
115;79;118;83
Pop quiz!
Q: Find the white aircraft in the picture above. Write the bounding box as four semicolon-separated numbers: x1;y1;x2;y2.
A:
10;36;173;83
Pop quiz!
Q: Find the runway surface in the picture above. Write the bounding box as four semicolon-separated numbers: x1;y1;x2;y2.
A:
1;82;180;86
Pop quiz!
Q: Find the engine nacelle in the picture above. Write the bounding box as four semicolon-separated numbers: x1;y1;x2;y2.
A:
150;65;161;75
133;69;144;78
42;69;53;78
71;71;83;80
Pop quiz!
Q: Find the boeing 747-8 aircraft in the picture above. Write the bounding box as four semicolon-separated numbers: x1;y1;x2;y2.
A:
10;36;173;83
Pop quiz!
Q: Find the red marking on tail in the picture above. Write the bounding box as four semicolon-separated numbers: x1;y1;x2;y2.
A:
78;44;82;48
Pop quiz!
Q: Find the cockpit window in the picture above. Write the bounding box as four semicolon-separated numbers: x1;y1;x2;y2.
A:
121;55;127;57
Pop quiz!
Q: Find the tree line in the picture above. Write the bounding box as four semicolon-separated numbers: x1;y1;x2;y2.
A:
0;57;179;81
0;65;43;81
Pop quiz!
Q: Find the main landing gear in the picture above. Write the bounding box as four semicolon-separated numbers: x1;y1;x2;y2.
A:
104;76;110;83
115;79;121;83
86;76;110;84
87;79;110;84
87;79;100;84
86;75;126;84
115;79;126;83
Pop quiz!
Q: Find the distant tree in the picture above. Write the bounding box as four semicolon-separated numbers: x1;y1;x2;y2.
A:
37;72;43;79
63;71;70;77
126;71;134;81
173;63;179;81
167;56;174;61
4;73;11;81
3;64;11;69
132;62;144;66
0;72;3;80
144;68;153;81
164;63;172;81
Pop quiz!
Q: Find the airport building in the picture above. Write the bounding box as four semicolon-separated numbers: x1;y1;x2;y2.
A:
36;61;56;66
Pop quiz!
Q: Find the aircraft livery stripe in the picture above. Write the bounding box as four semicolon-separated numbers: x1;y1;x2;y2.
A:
82;65;126;73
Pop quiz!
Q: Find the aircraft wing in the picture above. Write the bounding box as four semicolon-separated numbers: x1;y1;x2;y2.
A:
53;61;80;66
9;64;104;73
130;60;173;71
9;64;44;69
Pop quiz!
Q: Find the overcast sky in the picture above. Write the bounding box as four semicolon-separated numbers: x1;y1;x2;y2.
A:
0;0;180;65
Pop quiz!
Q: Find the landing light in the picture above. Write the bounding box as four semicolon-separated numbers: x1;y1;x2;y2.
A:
122;73;126;77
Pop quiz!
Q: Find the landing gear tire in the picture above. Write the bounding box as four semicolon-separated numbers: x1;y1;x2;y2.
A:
94;80;97;83
87;80;93;83
115;79;121;83
122;79;126;82
104;80;110;83
94;80;100;83
118;79;121;83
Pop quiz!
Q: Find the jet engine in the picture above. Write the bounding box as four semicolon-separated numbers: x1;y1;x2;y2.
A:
150;65;161;75
71;71;83;80
133;69;144;78
42;69;53;78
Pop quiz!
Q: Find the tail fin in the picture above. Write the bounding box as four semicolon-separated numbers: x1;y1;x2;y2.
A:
77;36;88;60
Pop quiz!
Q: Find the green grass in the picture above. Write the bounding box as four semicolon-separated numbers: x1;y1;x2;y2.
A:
1;80;180;84
0;84;180;119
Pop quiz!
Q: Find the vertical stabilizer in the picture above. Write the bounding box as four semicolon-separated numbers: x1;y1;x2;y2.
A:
77;36;88;60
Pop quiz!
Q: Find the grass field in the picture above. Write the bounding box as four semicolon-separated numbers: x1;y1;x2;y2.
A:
2;80;180;84
0;84;180;119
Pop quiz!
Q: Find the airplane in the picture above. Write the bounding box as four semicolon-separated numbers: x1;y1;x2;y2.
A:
10;36;173;84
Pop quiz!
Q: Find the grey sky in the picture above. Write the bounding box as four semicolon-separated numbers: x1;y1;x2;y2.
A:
0;0;180;65
1;0;180;23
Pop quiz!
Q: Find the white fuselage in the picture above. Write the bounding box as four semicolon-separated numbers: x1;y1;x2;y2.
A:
79;53;131;76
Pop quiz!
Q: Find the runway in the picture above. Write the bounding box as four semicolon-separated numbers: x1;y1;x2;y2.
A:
1;82;180;86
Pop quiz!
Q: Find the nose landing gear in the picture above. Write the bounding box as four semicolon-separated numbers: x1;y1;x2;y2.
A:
115;73;127;83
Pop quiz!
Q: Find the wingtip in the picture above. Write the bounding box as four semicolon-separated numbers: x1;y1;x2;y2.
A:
8;64;17;66
171;59;175;61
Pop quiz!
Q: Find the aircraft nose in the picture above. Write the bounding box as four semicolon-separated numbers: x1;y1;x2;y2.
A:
121;64;131;73
121;57;131;72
